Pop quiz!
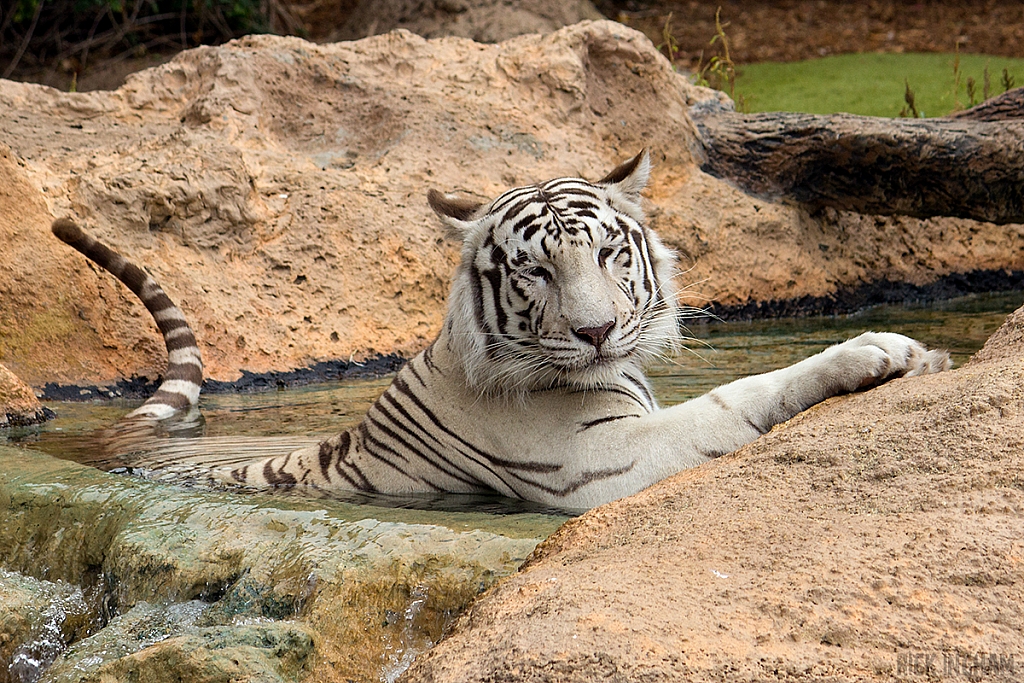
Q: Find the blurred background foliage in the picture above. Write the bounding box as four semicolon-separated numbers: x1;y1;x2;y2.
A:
0;0;338;84
2;0;1022;117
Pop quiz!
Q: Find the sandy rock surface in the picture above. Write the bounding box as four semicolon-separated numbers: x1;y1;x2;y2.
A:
0;20;1021;388
0;21;711;386
402;305;1024;682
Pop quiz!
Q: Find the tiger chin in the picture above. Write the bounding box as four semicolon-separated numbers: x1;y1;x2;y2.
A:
52;150;951;509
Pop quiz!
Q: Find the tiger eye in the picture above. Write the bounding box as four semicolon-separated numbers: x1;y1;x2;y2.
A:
527;266;552;281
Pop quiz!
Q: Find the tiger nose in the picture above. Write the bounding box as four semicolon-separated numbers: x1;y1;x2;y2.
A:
573;321;615;349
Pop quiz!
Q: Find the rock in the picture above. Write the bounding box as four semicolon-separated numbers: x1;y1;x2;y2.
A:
402;305;1024;682
0;445;564;682
0;21;1020;388
967;300;1024;366
42;601;315;683
331;0;605;43
0;569;92;683
81;623;314;683
0;21;711;386
0;363;51;427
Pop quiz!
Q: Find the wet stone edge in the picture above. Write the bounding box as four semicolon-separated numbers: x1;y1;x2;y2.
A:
709;268;1024;321
39;354;407;402
2;406;57;427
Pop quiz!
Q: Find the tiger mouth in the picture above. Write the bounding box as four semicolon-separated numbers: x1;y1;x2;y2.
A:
557;349;632;373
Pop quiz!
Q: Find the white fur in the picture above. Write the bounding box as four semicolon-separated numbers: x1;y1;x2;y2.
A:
168;347;203;367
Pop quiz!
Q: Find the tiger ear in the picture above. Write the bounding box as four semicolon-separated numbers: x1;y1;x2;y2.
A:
428;189;485;240
597;149;650;199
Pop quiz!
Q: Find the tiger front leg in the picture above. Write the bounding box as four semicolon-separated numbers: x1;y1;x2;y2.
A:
670;331;951;457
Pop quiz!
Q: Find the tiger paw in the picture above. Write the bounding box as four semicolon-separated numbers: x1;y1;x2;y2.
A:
837;331;951;389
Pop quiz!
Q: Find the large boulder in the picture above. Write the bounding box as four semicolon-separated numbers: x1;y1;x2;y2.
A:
0;21;1020;387
402;304;1024;682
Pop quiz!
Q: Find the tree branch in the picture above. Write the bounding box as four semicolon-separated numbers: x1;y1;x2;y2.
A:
690;88;1024;225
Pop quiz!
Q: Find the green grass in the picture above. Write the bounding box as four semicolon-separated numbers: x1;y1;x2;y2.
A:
733;52;1024;118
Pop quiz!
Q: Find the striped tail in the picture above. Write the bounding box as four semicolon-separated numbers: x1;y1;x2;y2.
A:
52;218;203;420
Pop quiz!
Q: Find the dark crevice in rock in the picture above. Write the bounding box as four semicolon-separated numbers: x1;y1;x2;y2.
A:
2;406;57;427
709;270;1024;321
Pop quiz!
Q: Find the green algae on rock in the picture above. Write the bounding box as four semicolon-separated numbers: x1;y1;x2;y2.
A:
0;569;93;683
0;445;565;681
41;600;315;683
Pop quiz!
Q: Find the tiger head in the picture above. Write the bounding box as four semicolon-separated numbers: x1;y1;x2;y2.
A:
429;150;681;397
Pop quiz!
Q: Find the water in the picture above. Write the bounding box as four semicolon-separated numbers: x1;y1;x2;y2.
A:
1;569;92;683
5;290;1022;506
650;290;1022;405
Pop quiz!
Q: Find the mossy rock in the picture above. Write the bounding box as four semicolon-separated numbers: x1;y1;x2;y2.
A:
0;445;564;681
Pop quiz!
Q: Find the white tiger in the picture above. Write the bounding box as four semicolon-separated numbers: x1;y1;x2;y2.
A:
53;151;951;509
